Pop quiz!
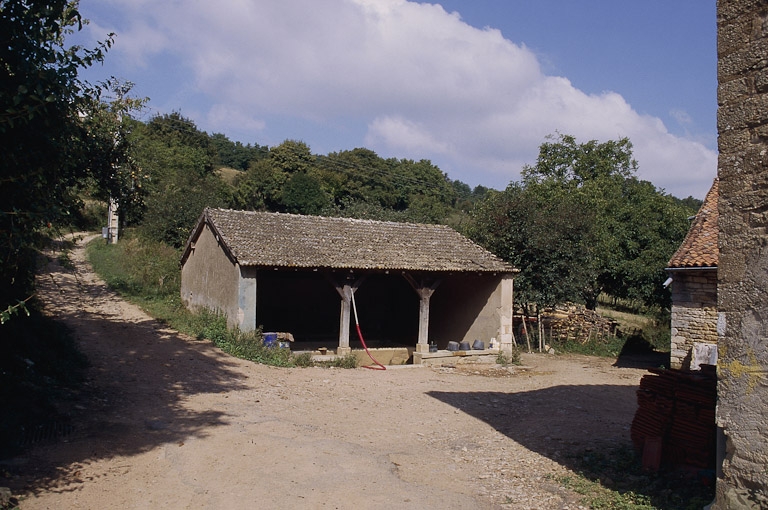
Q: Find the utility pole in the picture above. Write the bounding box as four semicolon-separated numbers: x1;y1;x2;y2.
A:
105;82;123;245
106;197;119;244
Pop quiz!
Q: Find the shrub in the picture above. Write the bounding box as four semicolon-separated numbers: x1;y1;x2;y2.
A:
497;348;521;366
315;353;358;369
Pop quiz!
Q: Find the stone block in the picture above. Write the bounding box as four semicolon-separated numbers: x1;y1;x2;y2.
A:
352;348;409;367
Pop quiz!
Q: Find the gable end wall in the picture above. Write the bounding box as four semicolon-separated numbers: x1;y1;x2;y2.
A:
180;223;241;327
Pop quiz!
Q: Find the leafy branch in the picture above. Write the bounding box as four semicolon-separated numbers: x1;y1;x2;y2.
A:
1;295;33;325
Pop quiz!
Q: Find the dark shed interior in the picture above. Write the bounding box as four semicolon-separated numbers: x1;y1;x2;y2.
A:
256;270;419;348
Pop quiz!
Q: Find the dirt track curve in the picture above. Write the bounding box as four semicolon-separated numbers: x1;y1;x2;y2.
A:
6;234;650;509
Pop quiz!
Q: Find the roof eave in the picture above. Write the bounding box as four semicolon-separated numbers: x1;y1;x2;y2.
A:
665;265;718;272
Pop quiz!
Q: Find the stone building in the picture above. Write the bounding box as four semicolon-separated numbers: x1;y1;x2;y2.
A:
666;179;719;370
180;208;517;359
714;0;768;507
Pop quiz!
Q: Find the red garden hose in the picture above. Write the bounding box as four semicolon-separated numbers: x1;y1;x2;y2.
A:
351;292;386;370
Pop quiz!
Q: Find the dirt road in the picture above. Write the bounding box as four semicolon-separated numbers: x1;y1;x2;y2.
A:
7;234;650;509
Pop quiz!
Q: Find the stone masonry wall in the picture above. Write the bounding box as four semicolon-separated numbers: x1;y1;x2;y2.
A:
669;270;718;369
715;0;768;507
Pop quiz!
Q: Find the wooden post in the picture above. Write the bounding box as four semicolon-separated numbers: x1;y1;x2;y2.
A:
521;311;532;353
537;309;543;352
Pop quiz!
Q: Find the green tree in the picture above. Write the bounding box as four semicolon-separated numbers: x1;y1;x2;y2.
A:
210;132;267;171
521;134;636;308
281;172;329;215
523;133;636;186
469;134;694;312
231;158;287;211
466;184;595;310
316;148;394;207
0;0;139;317
269;139;313;174
129;113;228;247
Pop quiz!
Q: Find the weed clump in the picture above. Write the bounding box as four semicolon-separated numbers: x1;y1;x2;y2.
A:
496;348;521;366
315;353;358;369
550;444;714;510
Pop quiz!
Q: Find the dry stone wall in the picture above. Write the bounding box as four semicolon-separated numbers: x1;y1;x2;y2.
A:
715;0;768;507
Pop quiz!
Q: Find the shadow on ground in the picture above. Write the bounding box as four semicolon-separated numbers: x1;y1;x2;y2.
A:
428;379;713;508
428;384;636;468
1;252;251;496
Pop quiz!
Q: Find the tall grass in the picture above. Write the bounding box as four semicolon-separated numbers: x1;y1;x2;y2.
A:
86;230;320;368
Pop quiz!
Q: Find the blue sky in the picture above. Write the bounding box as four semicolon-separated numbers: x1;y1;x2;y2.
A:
75;0;717;199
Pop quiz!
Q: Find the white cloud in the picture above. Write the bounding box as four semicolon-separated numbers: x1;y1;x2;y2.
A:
90;0;717;198
670;108;693;126
207;104;266;135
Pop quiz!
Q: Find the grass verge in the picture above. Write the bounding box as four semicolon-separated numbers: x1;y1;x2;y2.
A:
548;445;714;510
85;231;344;369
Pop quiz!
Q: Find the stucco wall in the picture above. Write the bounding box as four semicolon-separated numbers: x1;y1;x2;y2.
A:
715;0;768;507
180;224;241;328
430;273;509;346
669;270;718;369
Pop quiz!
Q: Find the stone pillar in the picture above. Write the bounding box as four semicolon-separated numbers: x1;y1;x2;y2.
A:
238;266;258;332
414;287;435;353
714;1;768;507
403;274;441;354
337;285;352;356
498;275;516;353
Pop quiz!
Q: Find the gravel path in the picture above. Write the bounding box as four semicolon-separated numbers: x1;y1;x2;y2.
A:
9;234;649;509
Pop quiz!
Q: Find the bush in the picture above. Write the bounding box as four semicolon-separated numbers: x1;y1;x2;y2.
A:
292;352;315;367
87;230;180;300
549;335;628;358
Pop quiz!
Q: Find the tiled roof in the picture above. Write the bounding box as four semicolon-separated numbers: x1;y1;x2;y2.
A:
187;208;515;273
667;178;719;268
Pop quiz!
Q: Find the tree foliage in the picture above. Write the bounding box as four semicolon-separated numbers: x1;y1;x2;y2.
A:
467;134;696;312
228;143;460;223
128;113;228;247
209;133;267;171
0;0;140;311
466;184;595;308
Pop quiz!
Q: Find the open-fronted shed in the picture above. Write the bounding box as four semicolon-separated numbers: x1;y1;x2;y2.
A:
181;208;517;357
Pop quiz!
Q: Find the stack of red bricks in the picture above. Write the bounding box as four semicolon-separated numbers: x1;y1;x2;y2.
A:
631;366;717;470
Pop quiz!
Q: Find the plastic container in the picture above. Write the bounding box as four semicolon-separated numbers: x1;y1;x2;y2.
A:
263;332;278;347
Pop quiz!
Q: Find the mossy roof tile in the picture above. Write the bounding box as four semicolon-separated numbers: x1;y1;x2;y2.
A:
192;208;515;273
667;178;719;269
